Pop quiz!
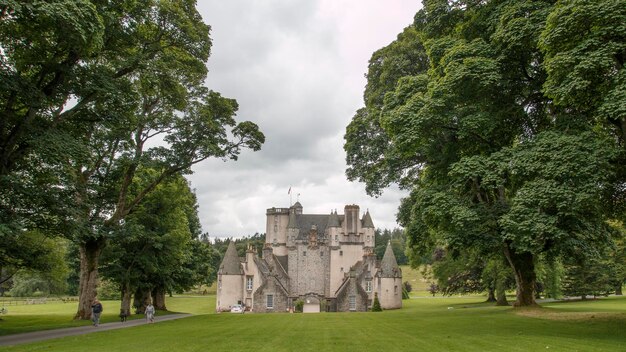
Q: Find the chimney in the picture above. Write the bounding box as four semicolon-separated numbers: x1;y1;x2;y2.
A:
344;205;360;235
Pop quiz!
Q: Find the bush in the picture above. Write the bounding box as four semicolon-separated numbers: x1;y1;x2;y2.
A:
402;281;412;299
371;292;382;312
294;299;304;313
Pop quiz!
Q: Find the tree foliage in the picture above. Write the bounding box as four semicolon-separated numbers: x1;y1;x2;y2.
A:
1;0;265;318
345;0;625;306
100;173;217;313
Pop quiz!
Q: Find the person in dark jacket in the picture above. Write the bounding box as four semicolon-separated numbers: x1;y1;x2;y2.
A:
91;299;103;327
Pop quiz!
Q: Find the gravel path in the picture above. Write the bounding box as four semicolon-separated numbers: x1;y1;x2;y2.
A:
0;314;192;347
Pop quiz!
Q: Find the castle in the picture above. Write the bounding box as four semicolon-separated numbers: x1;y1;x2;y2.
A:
216;202;402;312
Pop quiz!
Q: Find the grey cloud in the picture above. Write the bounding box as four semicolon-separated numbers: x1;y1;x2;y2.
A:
189;1;421;237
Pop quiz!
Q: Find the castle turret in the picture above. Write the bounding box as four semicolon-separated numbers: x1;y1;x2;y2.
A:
328;210;340;228
361;209;375;247
362;210;374;228
292;201;303;215
287;208;298;247
216;241;243;311
377;241;402;309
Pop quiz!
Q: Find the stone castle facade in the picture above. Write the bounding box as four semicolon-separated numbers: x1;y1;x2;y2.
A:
216;202;402;312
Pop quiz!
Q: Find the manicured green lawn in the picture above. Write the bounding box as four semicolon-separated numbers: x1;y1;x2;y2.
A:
0;296;204;336
2;295;625;351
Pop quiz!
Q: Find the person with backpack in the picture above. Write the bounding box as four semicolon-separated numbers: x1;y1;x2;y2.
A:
91;299;103;327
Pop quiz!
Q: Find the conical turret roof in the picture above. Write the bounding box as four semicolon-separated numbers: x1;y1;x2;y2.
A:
380;241;400;277
219;241;242;275
362;210;374;228
328;210;340;227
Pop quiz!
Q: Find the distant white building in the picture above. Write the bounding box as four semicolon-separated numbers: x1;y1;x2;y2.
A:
216;202;402;312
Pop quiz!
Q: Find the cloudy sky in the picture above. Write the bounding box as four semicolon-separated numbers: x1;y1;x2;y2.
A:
190;1;422;238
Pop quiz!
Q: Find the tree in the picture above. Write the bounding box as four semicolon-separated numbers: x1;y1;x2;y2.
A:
345;0;622;307
1;1;264;319
100;173;216;316
374;228;407;265
429;249;485;297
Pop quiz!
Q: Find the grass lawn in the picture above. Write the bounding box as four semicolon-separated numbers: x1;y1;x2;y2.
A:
1;294;625;352
0;296;205;336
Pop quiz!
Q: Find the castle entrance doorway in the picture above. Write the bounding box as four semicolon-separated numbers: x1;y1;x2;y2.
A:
303;296;321;313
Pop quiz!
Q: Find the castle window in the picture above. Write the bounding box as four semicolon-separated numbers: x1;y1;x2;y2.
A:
335;235;338;241
303;251;307;256
340;250;343;256
246;276;253;291
320;251;323;257
266;294;274;309
349;295;356;311
394;285;398;295
365;280;372;292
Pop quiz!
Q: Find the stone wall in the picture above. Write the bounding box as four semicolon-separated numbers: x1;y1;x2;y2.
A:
253;274;289;313
335;276;369;312
288;242;329;296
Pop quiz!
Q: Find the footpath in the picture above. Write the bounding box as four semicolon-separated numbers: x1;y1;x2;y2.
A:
0;314;192;347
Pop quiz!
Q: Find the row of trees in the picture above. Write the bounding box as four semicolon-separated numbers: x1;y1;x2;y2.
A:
0;0;264;319
425;239;625;304
345;0;626;306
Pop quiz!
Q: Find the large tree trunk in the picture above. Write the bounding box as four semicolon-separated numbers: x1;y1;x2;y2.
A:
120;281;132;317
503;244;537;307
133;287;151;314
153;286;167;311
486;287;496;302
496;284;509;306
75;238;105;320
616;283;623;296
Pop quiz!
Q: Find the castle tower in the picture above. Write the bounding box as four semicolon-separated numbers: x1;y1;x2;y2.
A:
377;241;402;309
216;241;243;311
266;205;290;256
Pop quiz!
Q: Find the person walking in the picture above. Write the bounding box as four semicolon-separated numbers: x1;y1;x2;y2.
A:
145;302;155;323
91;299;103;327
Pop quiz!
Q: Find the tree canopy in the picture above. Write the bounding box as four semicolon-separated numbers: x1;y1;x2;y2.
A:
345;0;625;306
1;0;264;318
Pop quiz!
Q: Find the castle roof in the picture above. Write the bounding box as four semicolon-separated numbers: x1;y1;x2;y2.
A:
219;241;243;275
362;210;374;228
294;214;331;239
380;241;401;278
327;210;340;228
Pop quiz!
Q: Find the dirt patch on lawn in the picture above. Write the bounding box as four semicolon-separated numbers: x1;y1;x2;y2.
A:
515;309;626;322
